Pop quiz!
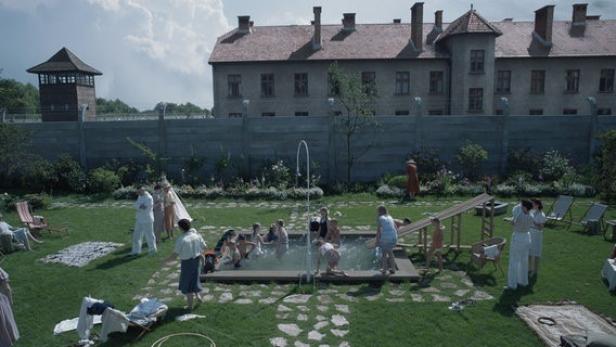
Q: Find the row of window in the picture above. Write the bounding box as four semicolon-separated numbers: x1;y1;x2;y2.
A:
227;71;446;98
228;68;614;99
495;68;614;94
39;73;95;87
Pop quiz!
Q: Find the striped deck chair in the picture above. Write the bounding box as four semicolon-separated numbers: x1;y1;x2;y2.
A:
15;201;67;235
545;195;575;228
579;203;608;234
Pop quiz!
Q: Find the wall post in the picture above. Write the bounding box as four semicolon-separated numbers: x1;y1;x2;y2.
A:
587;96;598;164
241;99;251;177
158;103;168;177
327;98;336;184
414;97;423;152
499;97;510;176
78;104;88;170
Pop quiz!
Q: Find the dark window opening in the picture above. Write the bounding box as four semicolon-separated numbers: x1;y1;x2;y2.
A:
228;74;241;98
295;112;309;117
496;70;511;94
261;112;276;117
395;71;410;95
395;110;409;116
599;69;614;93
468;88;483;112
598;108;612;115
470;50;485;73
294;73;308;97
260;73;275;97
428;109;444;116
565;70;580;93
563;108;577;115
429;71;444;94
361;71;377;96
529;109;544;115
531;70;545;94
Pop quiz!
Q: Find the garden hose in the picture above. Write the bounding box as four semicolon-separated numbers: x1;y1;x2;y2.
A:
150;333;216;347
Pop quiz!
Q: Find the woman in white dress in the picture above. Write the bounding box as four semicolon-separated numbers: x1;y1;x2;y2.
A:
0;267;19;346
507;200;533;290
529;199;546;277
376;205;398;275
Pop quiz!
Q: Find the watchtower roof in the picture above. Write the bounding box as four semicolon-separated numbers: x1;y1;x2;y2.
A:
27;47;102;75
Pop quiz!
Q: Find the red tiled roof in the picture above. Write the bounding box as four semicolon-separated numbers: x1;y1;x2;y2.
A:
209;19;616;63
436;10;502;43
27;47;102;75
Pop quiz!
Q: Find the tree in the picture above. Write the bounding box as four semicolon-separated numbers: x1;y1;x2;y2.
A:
0;76;40;114
151;102;210;117
96;98;139;114
456;141;488;180
597;130;616;203
328;63;378;184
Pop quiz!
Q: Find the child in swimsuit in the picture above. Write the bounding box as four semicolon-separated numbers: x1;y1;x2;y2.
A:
315;239;346;276
426;217;445;271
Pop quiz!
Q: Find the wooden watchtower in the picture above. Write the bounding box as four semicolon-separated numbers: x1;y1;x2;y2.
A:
27;47;102;122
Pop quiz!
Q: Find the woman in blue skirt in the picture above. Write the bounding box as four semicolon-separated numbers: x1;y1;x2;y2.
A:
174;219;207;310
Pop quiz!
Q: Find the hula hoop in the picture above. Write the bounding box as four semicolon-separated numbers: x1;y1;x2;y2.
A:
151;333;216;347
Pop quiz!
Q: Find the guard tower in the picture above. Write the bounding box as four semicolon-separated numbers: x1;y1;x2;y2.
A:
27;47;102;122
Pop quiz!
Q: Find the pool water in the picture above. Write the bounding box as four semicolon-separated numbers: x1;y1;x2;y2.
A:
218;236;379;271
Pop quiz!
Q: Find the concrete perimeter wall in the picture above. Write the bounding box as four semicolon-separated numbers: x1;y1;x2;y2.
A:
14;114;616;183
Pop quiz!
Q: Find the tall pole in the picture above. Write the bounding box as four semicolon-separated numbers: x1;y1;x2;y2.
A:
297;140;311;282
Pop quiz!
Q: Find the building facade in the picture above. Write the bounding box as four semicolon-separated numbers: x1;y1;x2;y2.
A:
27;47;102;122
209;3;616;117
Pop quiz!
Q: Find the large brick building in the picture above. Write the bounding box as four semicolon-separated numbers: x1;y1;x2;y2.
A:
209;3;615;117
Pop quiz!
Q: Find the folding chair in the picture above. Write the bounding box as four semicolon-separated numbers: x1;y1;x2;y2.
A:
578;203;608;234
545;195;575;228
469;237;507;274
100;299;168;342
15;201;67;235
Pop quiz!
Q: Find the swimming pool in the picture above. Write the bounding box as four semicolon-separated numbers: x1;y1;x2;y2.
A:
203;233;420;283
217;236;379;272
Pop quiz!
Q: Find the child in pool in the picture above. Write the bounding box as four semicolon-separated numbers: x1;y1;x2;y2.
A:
275;220;289;259
220;238;242;268
315;239;346;276
325;218;341;247
237;234;257;259
426;217;445;271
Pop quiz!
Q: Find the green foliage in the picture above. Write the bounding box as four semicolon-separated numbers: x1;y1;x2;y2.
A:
0;123;32;183
540;150;573;182
53;154;86;193
455;142;488;180
96;98;139;114
426;169;457;196
261;160;291;189
152;102;210;116
215;150;234;183
20;158;57;192
408;147;443;181
182;155;206;185
507;148;541;179
0;77;39;113
87;168;121;194
386;175;407;189
21;193;51;210
126;137;162;180
597;130;616;202
328;63;379;184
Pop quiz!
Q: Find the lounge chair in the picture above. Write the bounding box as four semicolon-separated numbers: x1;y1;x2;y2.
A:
469;237;507;274
100;298;168;342
15;201;67;235
545;195;575;228
578;203;608;234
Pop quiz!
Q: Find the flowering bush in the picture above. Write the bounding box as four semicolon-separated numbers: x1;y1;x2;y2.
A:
540;150;573;182
261;160;291;189
376;185;403;198
456;142;488;180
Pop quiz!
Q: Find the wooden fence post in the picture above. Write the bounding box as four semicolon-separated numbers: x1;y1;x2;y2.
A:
499;97;510;176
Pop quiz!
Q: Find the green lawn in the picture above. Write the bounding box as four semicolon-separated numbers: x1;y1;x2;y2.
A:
1;195;614;346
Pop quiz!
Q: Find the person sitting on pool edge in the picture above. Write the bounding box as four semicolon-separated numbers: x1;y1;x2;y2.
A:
314;239;347;276
325;218;341;247
275;220;289;259
394;217;412;229
214;229;237;256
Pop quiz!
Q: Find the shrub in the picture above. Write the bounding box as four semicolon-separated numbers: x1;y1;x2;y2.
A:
566;183;596;197
387;175;407;189
540;150;573;182
183;155;206;185
494;184;516;197
597;130;616;202
454;183;485;196
22;193;51;210
506;148;541;179
87;168;121;194
112;186;139;200
54;154;86;193
261;160;291;189
456;142;488;180
407;147;443;181
376;185;403;198
20;157;57;192
426;169;457;196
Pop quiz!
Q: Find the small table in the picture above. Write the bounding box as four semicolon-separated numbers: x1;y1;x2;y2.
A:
602;258;616;291
605;220;616;242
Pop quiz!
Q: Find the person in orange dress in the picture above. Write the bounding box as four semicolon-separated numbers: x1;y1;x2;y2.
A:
405;159;419;201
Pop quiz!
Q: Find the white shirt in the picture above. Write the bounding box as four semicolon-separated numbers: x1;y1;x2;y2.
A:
134;193;154;223
175;229;206;260
513;210;533;233
511;204;522;220
531;210;547;231
0;221;14;235
319;242;335;256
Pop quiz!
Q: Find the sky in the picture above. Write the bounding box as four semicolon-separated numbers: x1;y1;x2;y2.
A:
0;0;614;111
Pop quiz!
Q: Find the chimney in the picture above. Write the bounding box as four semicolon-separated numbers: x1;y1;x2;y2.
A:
342;13;356;31
534;5;554;45
393;18;401;24
435;10;443;29
572;3;587;26
312;6;322;50
238;16;251;34
411;2;424;51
